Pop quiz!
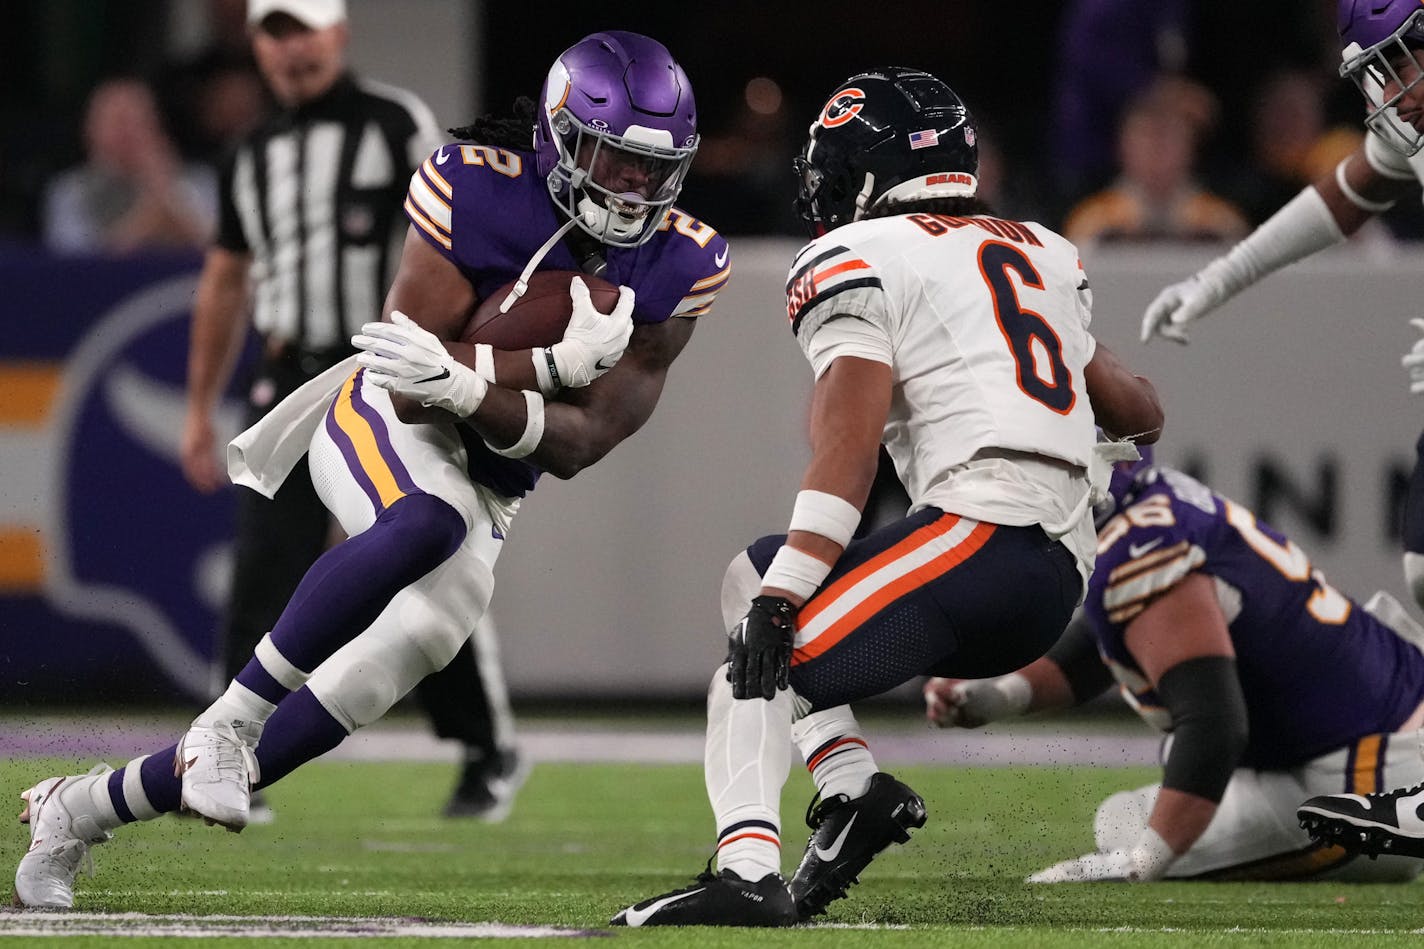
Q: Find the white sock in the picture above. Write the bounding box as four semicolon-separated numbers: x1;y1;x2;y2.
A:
793;705;877;801
194;681;275;741
705;664;792;881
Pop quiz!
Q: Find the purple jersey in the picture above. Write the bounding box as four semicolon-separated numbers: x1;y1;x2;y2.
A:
401;143;731;495
1086;468;1424;769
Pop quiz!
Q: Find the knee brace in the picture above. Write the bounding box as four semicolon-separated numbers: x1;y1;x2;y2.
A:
307;630;440;731
306;541;494;731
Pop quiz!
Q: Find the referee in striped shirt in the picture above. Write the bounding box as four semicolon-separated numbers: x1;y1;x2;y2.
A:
180;0;523;821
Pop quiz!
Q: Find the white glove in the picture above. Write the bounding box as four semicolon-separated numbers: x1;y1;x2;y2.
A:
1029;827;1174;883
352;311;488;417
924;674;1031;728
1139;272;1227;345
549;278;635;388
1403;318;1424;395
1028;850;1133;883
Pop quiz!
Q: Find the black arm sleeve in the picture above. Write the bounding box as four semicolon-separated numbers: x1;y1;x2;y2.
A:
1044;614;1114;704
1155;655;1250;802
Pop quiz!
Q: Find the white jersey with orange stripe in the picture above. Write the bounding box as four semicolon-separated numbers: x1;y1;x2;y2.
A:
783;211;1101;585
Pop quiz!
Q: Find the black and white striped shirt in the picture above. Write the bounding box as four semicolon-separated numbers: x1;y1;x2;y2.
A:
217;73;442;351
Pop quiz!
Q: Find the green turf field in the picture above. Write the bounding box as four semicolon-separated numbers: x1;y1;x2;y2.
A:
2;756;1420;946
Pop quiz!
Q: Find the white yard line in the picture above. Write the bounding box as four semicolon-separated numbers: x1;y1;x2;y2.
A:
0;912;600;939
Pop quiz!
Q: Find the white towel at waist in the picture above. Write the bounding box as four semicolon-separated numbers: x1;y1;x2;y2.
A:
227;354;360;498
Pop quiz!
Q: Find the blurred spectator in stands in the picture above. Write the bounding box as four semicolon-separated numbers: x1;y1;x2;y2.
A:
679;76;800;235
1225;68;1361;226
1063;77;1250;246
156;0;269;166
41;77;218;255
1049;0;1193;212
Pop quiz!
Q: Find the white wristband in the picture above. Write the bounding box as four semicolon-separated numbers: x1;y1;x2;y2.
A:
473;343;496;383
1335;158;1396;213
761;545;833;601
788;490;862;549
1127;826;1175;882
486;390;545;459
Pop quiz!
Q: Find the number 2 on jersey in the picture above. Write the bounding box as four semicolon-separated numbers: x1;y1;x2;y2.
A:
979;241;1075;414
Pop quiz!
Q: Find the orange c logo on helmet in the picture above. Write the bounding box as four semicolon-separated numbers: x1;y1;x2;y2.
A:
819;88;866;129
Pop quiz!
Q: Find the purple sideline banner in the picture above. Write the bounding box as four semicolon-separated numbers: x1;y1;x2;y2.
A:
0;246;250;703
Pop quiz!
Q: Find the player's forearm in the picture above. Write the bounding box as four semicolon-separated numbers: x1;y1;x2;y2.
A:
1145;787;1218;856
439;339;540;393
760;427;879;604
187;252;250;411
1042;615;1114;705
1021;658;1079;713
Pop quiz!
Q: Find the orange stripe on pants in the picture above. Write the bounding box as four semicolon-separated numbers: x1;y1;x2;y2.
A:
793;520;996;664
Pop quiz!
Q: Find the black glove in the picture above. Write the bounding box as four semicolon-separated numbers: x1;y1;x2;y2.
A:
727;595;797;700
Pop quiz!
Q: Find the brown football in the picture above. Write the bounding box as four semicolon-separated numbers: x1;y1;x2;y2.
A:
461;270;620;349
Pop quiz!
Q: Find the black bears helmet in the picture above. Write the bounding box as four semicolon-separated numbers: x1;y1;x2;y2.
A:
794;67;979;237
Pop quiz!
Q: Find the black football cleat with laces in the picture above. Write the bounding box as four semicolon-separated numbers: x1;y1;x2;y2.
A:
1298;784;1424;858
789;772;927;920
611;865;797;927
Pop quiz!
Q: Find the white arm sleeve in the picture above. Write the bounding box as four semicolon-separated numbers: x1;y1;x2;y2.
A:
1192;186;1345;304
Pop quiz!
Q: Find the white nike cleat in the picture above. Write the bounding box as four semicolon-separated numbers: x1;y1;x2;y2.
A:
14;765;114;909
1299;783;1424;858
176;722;260;832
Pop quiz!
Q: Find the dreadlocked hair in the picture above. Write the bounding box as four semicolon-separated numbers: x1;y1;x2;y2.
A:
448;96;538;150
866;195;997;220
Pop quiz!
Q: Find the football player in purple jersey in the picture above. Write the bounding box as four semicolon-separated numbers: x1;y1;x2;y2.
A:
1140;0;1424;613
1135;0;1424;864
920;452;1424;882
13;31;731;910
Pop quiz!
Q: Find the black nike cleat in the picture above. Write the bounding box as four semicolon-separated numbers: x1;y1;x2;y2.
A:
611;865;797;927
1298;784;1424;858
789;772;927;920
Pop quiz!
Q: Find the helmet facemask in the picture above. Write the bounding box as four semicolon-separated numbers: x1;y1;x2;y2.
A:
1341;8;1424;155
545;107;697;247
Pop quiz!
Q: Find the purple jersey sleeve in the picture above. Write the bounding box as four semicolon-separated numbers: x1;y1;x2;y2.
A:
1087;469;1424;768
604;207;730;325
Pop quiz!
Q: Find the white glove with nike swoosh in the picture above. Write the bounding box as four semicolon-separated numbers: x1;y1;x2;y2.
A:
549;278;635;388
353;311;487;416
1403;318;1424;395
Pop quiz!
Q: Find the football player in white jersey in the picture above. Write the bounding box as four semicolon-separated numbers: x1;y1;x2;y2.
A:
1138;0;1424;857
612;67;1163;927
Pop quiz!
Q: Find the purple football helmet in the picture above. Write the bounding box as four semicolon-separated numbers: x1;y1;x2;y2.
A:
534;31;699;247
1338;0;1424;154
